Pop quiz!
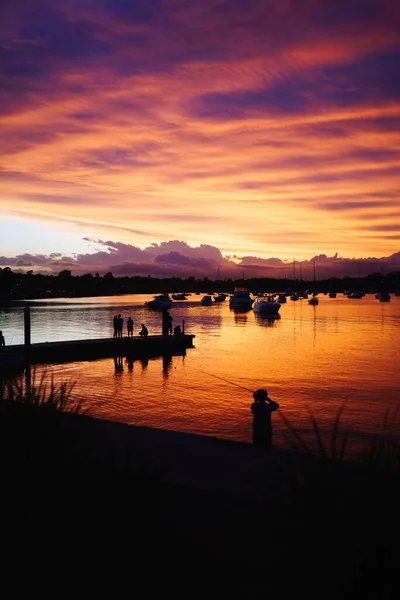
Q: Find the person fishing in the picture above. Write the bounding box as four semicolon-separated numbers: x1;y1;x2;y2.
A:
250;388;279;449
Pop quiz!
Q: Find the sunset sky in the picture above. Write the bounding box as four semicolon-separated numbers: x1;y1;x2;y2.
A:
1;0;399;279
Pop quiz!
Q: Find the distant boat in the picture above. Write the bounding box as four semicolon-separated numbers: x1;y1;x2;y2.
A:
172;293;187;300
348;291;364;299
329;292;337;298
145;294;172;309
290;293;299;301
308;296;319;305
377;292;391;302
200;295;213;306
253;295;281;315
277;294;287;303
229;288;254;309
214;293;228;302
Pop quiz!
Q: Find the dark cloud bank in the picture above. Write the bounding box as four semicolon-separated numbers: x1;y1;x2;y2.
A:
1;239;399;280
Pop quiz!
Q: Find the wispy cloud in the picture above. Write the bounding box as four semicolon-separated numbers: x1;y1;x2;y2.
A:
0;0;399;267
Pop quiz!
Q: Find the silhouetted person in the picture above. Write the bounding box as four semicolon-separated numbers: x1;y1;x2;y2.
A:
250;388;279;449
139;324;148;337
127;317;134;337
0;330;5;349
113;315;118;338
117;314;123;338
173;324;182;335
162;309;173;335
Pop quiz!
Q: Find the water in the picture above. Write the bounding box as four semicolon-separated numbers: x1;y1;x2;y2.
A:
1;293;400;457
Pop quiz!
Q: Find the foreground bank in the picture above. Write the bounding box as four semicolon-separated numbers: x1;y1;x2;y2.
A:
1;401;399;597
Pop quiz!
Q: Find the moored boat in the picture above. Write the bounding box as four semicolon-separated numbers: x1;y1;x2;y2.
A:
214;293;228;302
201;295;213;306
377;292;391;302
253;295;280;315
229;287;254;309
308;296;319;305
145;294;172;309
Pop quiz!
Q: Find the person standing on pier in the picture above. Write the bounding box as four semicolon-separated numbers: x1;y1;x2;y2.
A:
127;317;134;337
117;314;123;338
250;389;279;449
113;315;118;338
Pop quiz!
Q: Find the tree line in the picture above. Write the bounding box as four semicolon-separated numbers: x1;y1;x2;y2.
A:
0;266;399;301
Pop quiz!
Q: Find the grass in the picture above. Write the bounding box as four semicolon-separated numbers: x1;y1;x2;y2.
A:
276;406;400;598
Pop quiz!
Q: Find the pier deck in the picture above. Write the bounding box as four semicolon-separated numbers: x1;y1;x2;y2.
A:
0;334;195;368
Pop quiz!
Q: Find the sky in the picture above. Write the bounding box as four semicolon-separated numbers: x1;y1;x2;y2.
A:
1;0;400;280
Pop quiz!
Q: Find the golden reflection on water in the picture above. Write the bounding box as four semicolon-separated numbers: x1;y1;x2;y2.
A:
3;293;400;457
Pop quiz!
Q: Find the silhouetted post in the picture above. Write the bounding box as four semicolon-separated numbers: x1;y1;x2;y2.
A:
182;319;185;334
24;304;31;346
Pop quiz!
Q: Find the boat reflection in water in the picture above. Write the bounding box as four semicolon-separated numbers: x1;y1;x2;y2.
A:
254;313;281;326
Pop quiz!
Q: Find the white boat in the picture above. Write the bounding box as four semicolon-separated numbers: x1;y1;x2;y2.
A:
253;295;281;315
229;287;254;309
201;295;212;306
145;294;172;309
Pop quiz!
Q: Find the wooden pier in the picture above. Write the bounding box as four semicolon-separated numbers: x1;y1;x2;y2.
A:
0;334;196;369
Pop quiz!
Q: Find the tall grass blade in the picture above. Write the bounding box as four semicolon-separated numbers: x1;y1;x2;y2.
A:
307;407;326;458
278;411;313;454
330;405;346;460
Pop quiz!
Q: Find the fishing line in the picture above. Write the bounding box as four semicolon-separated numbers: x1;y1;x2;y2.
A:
194;367;254;392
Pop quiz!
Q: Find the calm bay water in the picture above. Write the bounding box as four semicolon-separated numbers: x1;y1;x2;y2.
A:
1;292;400;457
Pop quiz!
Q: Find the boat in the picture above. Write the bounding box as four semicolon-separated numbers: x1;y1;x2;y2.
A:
253;295;281;315
277;294;287;303
377;292;391;302
229;288;254;309
172;293;187;300
145;293;172;309
308;296;319;305
329;292;337;298
290;293;299;301
348;290;364;299
200;295;212;306
214;293;228;302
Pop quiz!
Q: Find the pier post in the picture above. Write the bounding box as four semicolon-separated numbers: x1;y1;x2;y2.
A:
182;319;185;334
24;304;31;346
